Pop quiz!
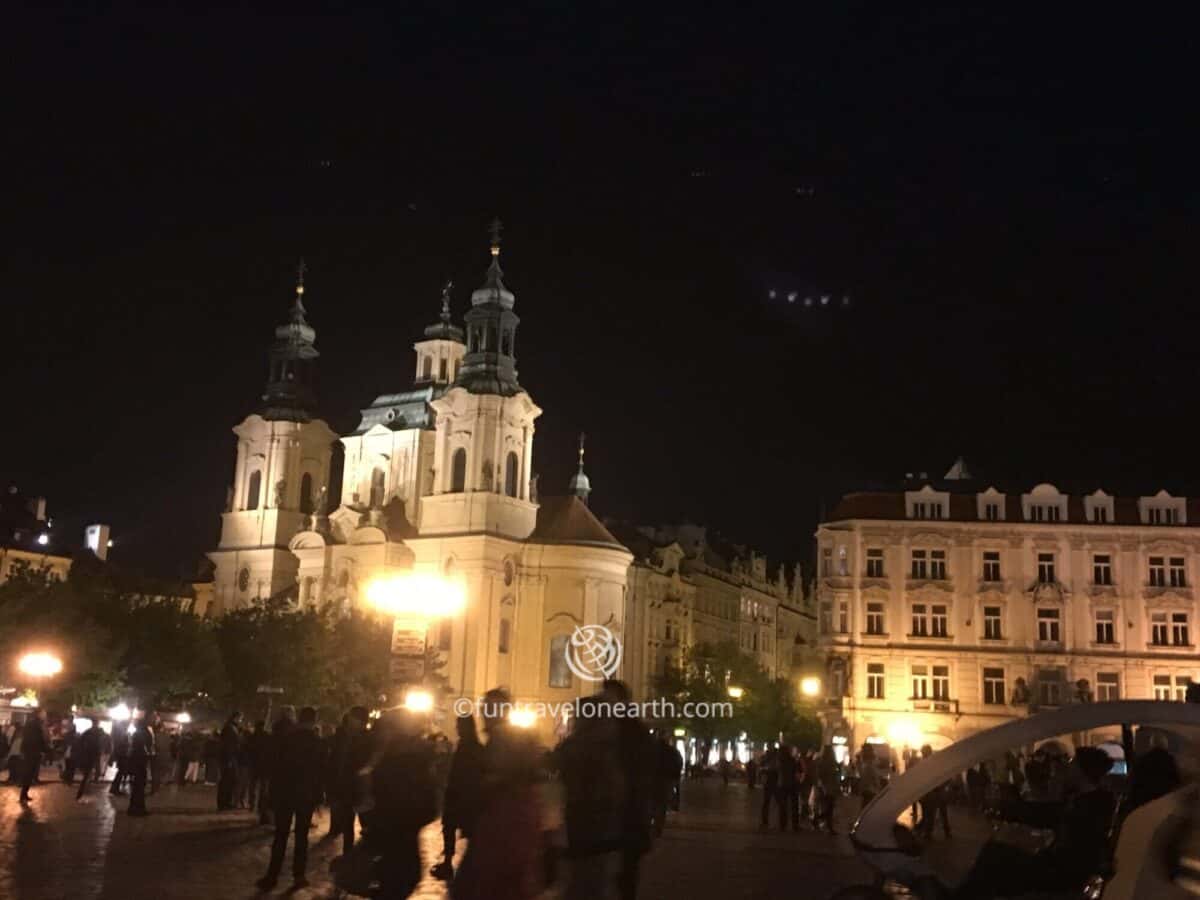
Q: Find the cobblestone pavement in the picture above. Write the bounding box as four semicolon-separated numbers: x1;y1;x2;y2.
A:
0;768;987;900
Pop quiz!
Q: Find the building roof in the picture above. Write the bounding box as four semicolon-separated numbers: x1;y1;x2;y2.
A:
827;489;1200;527
530;496;628;550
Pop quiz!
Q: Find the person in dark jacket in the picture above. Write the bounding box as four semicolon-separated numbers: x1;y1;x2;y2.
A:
651;734;683;836
61;722;79;783
245;719;269;809
127;718;154;816
217;711;242;810
259;706;296;825
432;712;486;880
256;706;324;891
18;709;49;804
608;680;656;900
327;707;372;856
75;722;104;800
108;723;131;795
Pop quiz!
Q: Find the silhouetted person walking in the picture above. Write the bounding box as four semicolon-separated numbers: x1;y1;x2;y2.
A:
257;706;323;891
432;712;485;880
127;718;154;816
75;722;104;800
217;711;242;810
18;709;48;805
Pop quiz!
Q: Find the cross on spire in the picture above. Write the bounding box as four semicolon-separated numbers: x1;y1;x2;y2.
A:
577;431;586;471
441;279;453;322
295;257;307;297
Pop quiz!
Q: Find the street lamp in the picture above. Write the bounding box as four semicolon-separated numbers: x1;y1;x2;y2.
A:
509;707;538;729
18;652;62;679
403;689;435;713
800;676;822;699
727;685;745;700
176;711;192;725
108;702;132;722
365;573;466;619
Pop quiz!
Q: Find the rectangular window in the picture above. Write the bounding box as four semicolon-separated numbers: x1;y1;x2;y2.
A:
1031;505;1043;522
911;549;928;580
1093;554;1112;586
1149;556;1166;587
1151;611;1169;645
984;502;1001;522
913;501;926;519
982;551;1001;582
932;664;950;700
931;604;948;637
1095;608;1115;644
820;602;833;635
1092;506;1109;523
837;547;849;576
866;602;885;635
498;618;511;654
912;664;929;699
931;502;944;519
1096;672;1119;701
867;663;885;699
983;667;1006;705
1170;557;1187;587
1175;675;1192;701
548;634;572;687
838;601;849;634
822;547;832;576
930;550;947;580
1172;612;1190;646
1037;607;1061;643
911;603;928;637
1153;674;1172;701
983;606;1002;640
1037;671;1062;706
866;548;885;578
1037;552;1056;583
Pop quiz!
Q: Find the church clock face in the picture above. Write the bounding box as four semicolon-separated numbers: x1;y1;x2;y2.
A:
238;567;250;592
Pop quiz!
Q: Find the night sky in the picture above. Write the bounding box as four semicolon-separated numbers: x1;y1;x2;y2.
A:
5;5;1196;578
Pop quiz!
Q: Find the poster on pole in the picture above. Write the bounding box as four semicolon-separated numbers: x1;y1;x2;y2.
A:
390;617;428;685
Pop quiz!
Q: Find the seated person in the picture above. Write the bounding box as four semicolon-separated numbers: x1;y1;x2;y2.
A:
954;747;1115;900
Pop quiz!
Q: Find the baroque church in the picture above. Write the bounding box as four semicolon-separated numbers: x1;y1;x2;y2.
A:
207;231;633;726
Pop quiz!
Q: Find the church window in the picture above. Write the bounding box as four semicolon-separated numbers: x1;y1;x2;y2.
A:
501;330;513;355
246;470;262;510
548;635;572;687
421;357;432;381
237;567;250;592
439;358;448;382
370;468;386;507
499;619;511;654
300;473;314;514
504;452;519;498
450;449;467;493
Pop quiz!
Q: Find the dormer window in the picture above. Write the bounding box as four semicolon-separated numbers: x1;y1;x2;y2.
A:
1139;490;1186;526
1022;484;1067;523
977;487;1005;522
1084;490;1114;523
907;486;950;520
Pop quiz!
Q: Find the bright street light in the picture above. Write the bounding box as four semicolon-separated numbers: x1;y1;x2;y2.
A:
176;712;192;725
509;707;538;729
403;689;434;713
366;573;467;619
18;652;63;678
108;702;132;722
727;685;744;700
800;676;822;698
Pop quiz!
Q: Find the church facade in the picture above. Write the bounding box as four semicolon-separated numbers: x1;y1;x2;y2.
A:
207;235;633;736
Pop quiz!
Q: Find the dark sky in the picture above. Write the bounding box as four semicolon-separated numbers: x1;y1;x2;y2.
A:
5;4;1197;577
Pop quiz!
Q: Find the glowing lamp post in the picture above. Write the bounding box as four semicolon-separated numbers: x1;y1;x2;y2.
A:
367;573;466;710
800;676;822;699
18;652;62;679
726;685;745;700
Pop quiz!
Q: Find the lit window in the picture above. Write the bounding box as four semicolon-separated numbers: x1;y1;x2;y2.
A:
866;548;884;578
983;606;1002;640
1092;554;1112;586
1174;675;1192;701
1037;607;1061;642
982;551;1001;582
1037;552;1056;583
867;663;885;699
548;635;572;687
1094;609;1115;644
983;668;1005;705
1153;674;1172;701
1096;672;1119;701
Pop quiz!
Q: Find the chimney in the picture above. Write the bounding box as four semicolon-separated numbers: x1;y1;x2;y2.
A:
85;524;111;561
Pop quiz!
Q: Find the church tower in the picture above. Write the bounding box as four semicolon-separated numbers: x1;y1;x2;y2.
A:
420;222;542;538
208;263;337;612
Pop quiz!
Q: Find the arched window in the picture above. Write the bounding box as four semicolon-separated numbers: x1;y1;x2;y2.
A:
421;356;432;381
370;468;386;507
504;452;519;498
246;470;262;510
450;448;467;493
501;330;513;355
548;635;571;687
300;473;314;514
439;358;448;382
499;619;511;654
